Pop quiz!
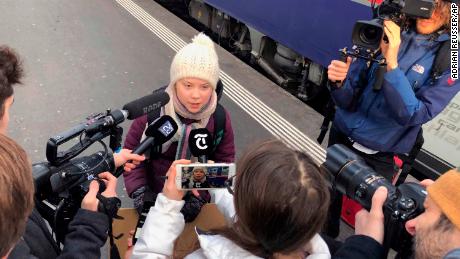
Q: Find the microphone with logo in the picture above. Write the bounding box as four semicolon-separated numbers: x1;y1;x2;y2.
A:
132;115;179;156
188;128;214;163
85;91;170;134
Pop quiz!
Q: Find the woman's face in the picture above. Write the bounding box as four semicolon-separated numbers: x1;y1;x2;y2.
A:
193;169;205;181
416;0;448;35
175;77;213;113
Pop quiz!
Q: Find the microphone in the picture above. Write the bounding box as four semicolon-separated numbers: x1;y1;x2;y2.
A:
188;128;213;163
85;92;170;134
133;115;179;155
122;91;170;120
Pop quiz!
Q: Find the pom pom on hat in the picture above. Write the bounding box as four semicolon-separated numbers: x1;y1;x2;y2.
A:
170;33;220;89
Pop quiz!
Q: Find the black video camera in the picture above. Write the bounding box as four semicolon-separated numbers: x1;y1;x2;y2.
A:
32;110;125;244
353;0;435;52
323;144;427;257
31;91;171;244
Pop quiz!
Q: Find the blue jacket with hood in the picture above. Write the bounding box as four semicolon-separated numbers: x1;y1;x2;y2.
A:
331;29;460;154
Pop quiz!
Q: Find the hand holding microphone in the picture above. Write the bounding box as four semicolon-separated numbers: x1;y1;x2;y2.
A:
118;115;179;177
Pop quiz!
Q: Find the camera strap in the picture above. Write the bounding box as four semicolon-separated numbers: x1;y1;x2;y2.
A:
96;194;122;219
96;194;123;259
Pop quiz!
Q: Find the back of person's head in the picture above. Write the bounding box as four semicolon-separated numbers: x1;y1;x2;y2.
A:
220;139;330;258
169;33;220;90
0;45;23;118
0;134;33;257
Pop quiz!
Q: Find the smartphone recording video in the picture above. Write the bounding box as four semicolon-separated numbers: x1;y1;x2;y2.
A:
175;163;235;190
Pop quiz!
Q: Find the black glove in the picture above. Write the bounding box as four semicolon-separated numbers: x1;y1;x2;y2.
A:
180;191;209;222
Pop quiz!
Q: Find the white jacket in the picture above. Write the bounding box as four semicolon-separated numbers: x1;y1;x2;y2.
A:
132;190;331;259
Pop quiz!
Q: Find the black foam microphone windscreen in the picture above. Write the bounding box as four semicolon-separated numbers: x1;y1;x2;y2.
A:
122;91;170;120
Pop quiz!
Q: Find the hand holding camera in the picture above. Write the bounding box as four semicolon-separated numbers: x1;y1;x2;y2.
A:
327;57;353;87
81;172;118;212
380;20;401;71
355;186;388;245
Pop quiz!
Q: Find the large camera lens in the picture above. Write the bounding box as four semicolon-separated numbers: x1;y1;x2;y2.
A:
336;159;394;210
360;26;380;45
352;19;384;51
323;144;394;210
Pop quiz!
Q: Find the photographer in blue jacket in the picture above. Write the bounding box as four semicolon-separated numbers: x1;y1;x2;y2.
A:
325;0;460;238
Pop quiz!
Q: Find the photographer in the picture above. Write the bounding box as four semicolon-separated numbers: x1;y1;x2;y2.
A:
326;0;460;237
130;140;386;259
404;169;460;258
0;44;145;258
9;151;143;259
350;169;460;259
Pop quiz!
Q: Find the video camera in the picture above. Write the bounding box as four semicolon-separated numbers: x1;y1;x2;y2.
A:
353;0;435;52
32;91;171;244
323;144;427;257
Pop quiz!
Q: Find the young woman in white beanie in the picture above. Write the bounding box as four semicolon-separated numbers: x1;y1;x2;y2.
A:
123;33;235;220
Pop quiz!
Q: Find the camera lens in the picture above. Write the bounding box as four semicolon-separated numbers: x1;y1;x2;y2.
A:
360;26;381;45
336;159;394;210
352;19;384;50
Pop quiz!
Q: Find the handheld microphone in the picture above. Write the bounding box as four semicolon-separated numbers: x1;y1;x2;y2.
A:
188;128;213;163
132;115;179;155
85;92;170;134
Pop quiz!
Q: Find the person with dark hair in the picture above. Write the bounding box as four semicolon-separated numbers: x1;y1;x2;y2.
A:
0;45;23;134
0;45;145;259
326;0;460;238
130;140;386;259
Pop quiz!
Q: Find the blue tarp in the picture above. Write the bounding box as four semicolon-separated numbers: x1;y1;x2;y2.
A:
204;0;372;67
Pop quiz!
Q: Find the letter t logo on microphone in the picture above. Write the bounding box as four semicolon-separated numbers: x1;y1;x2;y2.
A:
194;133;209;150
189;129;213;159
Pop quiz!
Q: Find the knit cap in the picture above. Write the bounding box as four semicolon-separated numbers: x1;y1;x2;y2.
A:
427;169;460;230
193;166;207;173
170;33;220;89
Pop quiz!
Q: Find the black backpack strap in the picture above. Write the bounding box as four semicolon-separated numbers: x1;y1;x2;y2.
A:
212;103;226;152
216;79;224;101
395;128;424;186
431;40;451;80
317;95;336;144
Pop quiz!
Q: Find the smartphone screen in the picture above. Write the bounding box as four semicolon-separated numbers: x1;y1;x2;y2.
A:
177;163;235;190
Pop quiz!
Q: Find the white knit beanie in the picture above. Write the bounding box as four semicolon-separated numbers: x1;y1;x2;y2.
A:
170;33;220;89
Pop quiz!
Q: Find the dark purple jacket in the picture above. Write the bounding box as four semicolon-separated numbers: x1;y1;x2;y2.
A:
123;109;235;196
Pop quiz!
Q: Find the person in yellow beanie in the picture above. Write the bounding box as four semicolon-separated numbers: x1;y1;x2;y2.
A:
404;169;460;259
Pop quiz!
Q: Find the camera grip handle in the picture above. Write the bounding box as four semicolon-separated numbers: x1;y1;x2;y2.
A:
329;52;349;87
